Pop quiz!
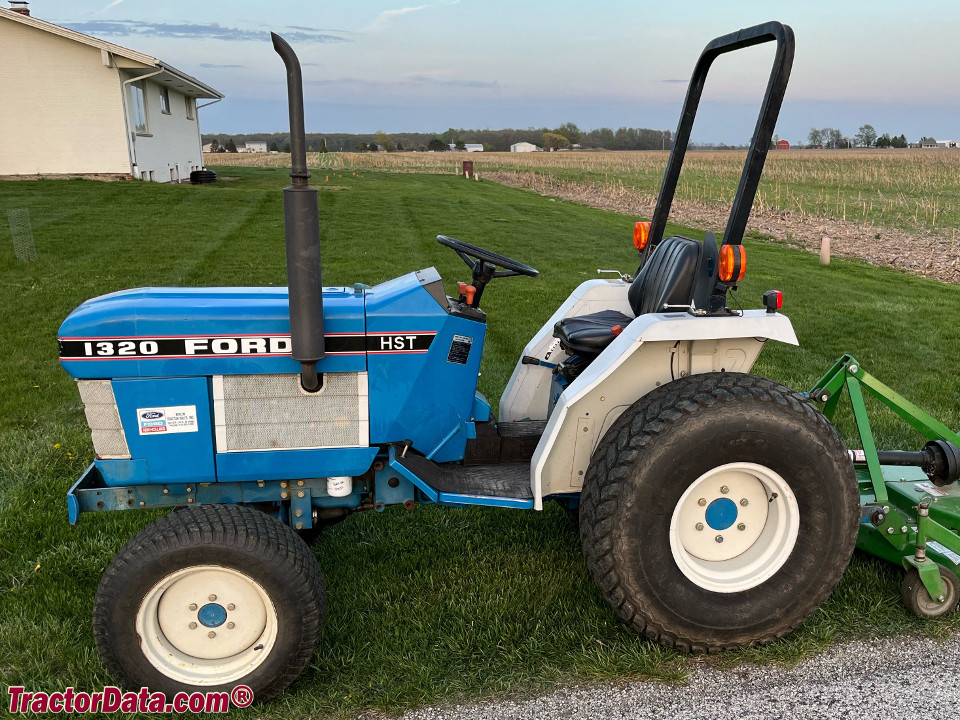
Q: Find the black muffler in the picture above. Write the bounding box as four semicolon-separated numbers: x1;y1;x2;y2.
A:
272;32;325;391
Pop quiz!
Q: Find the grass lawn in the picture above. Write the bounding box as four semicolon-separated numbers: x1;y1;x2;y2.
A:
1;166;960;717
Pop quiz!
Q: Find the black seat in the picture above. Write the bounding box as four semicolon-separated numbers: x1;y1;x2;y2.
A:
554;235;718;356
552;309;632;355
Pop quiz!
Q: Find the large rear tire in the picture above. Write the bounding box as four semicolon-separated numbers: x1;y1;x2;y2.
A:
579;372;859;652
93;505;325;703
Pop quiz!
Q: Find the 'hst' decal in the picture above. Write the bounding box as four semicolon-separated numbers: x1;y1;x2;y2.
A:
58;332;436;359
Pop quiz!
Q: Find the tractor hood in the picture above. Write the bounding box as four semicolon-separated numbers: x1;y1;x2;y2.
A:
58;286;366;379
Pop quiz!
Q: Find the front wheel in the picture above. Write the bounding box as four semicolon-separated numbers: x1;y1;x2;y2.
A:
93;505;325;703
579;372;859;652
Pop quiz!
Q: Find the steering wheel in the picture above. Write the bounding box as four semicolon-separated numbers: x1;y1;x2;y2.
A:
436;235;539;278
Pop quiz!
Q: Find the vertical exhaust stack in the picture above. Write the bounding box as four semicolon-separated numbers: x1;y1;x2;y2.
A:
272;32;325;391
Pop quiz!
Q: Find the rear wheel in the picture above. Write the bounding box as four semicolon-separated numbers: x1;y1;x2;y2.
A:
93;505;325;702
579;372;859;652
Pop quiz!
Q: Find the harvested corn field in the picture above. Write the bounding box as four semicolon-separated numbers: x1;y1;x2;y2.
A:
207;149;960;283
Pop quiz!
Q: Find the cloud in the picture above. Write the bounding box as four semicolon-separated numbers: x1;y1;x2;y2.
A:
63;21;349;44
97;0;127;13
198;63;245;69
661;79;688;84
407;73;497;88
306;74;497;91
362;5;429;33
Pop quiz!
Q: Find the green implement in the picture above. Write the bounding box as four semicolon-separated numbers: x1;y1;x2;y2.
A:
812;355;960;615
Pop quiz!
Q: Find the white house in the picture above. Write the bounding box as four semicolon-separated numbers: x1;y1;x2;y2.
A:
937;140;958;149
447;143;484;152
239;141;268;153
510;142;540;152
0;2;223;181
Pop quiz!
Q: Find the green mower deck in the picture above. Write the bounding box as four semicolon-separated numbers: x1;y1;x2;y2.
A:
815;355;960;614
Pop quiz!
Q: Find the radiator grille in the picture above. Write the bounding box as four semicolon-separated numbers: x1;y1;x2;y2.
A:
214;373;367;452
77;380;130;458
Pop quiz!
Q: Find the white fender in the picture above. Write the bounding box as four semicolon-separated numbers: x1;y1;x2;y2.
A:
499;279;632;423
508;290;798;508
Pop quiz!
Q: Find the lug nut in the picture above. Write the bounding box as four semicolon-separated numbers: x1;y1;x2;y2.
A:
737;523;746;531
740;498;749;507
227;622;235;629
208;594;217;601
695;522;704;531
208;631;216;639
715;535;724;543
698;498;707;506
227;603;235;611
720;486;729;494
189;622;197;629
188;603;197;611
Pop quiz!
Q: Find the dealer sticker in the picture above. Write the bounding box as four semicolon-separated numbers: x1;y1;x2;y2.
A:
137;405;199;435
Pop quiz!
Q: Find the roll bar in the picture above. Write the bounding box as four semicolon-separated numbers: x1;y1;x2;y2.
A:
647;21;795;254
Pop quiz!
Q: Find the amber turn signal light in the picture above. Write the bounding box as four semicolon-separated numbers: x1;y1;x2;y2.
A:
719;244;746;283
633;221;651;251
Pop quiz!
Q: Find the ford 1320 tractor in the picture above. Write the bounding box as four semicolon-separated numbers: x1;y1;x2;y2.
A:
57;22;960;703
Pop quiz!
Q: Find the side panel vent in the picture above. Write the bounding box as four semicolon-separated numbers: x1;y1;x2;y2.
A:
214;373;367;452
77;380;131;459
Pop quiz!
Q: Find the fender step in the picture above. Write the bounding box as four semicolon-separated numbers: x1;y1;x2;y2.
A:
390;450;533;508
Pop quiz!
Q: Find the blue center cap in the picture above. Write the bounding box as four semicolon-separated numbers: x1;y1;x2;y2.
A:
197;602;227;628
705;497;738;531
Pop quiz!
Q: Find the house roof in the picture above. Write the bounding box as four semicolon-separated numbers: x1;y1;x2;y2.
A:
0;7;223;99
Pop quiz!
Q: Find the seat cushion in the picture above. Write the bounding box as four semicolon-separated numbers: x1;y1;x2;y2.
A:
554;309;632;356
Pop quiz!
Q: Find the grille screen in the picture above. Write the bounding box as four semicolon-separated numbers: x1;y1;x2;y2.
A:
215;373;366;452
77;380;130;458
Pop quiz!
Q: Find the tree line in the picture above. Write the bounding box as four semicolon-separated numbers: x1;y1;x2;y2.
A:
202;123;673;153
806;125;910;149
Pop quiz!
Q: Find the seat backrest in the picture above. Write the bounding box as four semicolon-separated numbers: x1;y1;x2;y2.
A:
627;235;703;316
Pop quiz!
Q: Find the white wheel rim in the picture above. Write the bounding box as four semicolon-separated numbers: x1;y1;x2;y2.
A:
669;462;799;593
135;565;278;685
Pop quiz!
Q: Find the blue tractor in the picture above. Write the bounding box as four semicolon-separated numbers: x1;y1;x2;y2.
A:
59;23;861;702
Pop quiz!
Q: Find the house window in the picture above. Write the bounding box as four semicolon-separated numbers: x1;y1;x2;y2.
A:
185;96;195;120
159;86;171;114
129;82;148;134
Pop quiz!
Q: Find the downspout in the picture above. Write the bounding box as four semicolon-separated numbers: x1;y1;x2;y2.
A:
194;96;223;169
120;67;163;178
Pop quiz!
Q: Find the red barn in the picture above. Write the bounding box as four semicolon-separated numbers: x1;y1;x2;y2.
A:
776;139;790;150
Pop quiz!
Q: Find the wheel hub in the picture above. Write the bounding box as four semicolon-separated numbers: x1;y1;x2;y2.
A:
197;602;227;628
705;497;738;531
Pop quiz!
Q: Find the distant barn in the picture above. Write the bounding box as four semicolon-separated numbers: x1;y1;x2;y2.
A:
0;1;223;181
510;142;540;152
776;139;790;150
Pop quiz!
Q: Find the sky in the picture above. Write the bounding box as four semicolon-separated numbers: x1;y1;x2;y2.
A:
24;0;960;145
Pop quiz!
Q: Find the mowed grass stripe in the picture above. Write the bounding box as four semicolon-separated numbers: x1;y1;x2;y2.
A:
0;167;958;718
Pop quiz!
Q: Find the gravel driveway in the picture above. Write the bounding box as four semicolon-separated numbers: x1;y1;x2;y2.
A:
401;635;960;720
